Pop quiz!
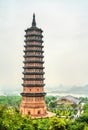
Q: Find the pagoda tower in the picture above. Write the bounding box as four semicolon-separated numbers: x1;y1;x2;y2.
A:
20;14;47;118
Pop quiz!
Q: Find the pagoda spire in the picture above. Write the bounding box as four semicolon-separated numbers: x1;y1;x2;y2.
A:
32;13;36;27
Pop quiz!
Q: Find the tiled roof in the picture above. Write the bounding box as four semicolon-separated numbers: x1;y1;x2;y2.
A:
57;95;81;104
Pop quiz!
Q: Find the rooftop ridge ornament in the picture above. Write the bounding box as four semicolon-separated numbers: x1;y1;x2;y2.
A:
32;13;36;27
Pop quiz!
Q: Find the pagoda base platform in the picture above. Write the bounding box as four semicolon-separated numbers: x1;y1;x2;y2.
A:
31;111;56;119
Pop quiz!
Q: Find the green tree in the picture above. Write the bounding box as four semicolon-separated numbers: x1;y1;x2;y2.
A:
84;103;88;113
45;96;57;105
0;106;34;130
76;113;88;124
49;101;56;108
38;118;49;130
84;125;88;130
49;116;66;130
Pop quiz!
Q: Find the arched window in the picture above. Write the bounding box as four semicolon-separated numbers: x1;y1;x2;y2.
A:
28;111;30;115
38;110;41;115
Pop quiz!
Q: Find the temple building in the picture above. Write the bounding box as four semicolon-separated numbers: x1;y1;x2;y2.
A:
20;14;47;118
56;95;81;105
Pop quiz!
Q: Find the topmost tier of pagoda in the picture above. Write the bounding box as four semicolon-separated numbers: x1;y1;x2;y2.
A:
25;13;43;34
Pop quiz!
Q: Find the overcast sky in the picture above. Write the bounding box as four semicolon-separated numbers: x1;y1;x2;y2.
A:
0;0;88;91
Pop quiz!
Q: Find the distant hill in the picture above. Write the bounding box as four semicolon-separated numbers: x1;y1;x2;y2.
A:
45;84;88;97
0;89;21;96
69;85;88;94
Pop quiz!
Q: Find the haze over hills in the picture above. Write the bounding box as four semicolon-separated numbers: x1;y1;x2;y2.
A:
0;84;88;97
0;88;21;96
45;84;88;97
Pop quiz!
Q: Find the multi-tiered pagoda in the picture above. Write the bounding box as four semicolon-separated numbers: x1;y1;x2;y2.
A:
20;14;47;118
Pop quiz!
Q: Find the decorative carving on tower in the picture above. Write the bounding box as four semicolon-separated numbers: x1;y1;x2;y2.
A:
20;14;47;118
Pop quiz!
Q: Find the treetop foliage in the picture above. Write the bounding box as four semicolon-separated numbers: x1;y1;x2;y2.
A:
0;95;88;130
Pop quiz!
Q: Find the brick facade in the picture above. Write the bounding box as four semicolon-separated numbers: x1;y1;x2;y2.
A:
20;14;47;118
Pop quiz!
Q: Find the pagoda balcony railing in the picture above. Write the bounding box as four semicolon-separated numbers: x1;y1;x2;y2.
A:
25;34;43;38
22;83;45;87
23;72;45;75
23;55;44;58
26;42;42;46
22;78;45;80
21;92;46;97
23;66;44;69
24;54;43;56
24;50;44;53
24;44;44;48
24;39;43;43
23;60;44;64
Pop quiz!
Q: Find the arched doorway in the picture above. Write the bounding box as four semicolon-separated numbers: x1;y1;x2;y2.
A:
28;111;30;115
38;110;41;115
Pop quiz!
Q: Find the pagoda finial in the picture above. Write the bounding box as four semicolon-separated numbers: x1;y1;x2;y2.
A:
32;13;36;27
